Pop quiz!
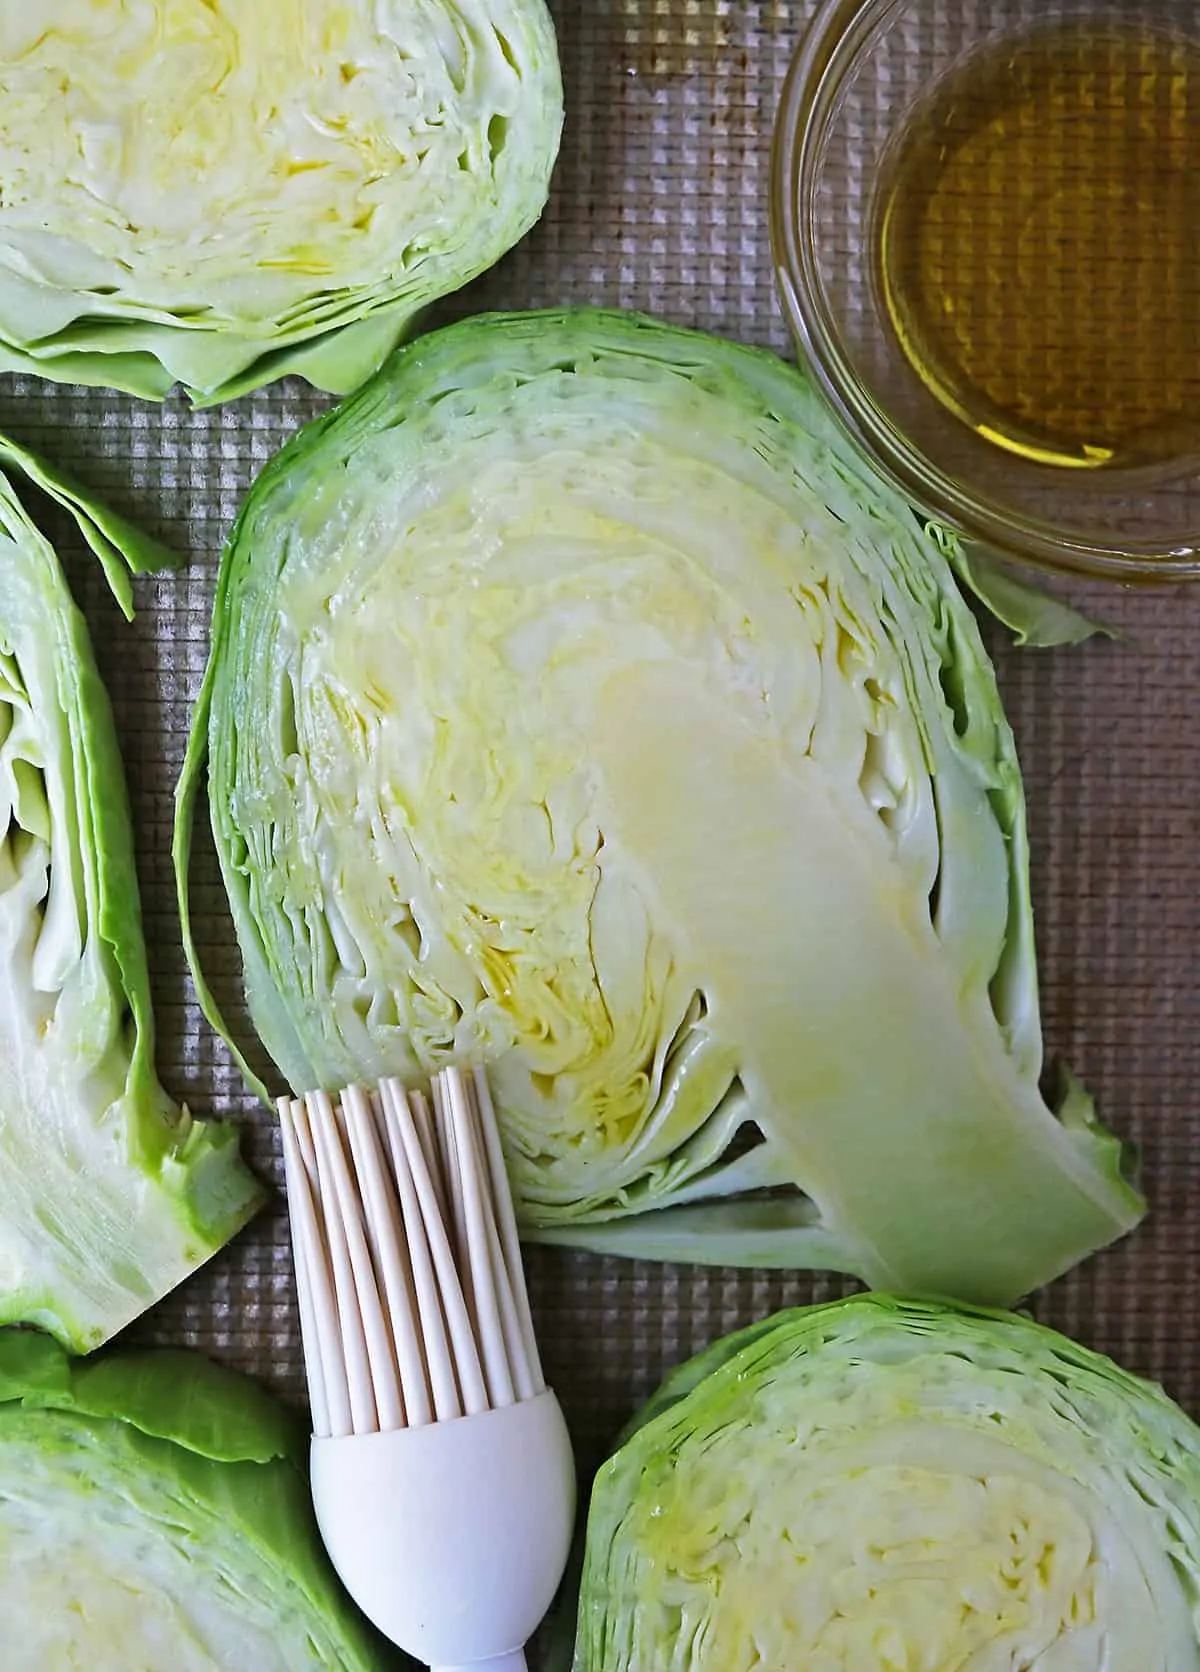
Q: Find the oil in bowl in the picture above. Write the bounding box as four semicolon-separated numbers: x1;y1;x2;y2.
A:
874;20;1200;473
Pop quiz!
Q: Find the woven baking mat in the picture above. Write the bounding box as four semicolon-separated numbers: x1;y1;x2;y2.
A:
0;0;1196;1500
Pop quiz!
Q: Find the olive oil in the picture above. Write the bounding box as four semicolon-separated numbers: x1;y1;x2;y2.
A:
876;22;1200;470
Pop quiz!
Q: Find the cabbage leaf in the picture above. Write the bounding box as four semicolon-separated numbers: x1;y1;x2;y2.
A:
178;307;1142;1307
0;437;263;1351
0;1328;386;1671
0;1;562;404
574;1295;1200;1672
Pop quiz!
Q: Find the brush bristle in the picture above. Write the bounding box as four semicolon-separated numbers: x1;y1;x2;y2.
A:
278;1068;544;1439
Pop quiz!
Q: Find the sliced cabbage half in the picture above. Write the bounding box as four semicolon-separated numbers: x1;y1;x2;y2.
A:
574;1296;1200;1672
178;307;1142;1308
0;435;263;1351
0;1329;384;1671
0;1;562;404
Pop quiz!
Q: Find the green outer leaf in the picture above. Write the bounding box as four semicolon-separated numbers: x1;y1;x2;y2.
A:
947;539;1115;647
173;532;300;1110
0;337;178;403
0;431;179;613
0;1331;71;1405
174;377;365;1102
0;1330;293;1462
0;447;264;1350
186;307;420;411
0;1330;390;1670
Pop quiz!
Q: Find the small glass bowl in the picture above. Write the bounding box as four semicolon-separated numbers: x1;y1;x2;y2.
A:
771;0;1200;584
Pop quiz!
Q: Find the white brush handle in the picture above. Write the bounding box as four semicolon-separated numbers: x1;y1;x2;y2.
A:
438;1656;525;1672
311;1391;575;1668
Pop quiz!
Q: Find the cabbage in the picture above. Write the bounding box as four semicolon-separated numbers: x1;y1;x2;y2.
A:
0;1328;385;1671
574;1296;1200;1671
0;2;562;404
0;434;263;1351
177;307;1142;1307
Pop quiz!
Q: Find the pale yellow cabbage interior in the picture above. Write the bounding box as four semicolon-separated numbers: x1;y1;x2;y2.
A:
0;1428;334;1672
269;420;926;1213
0;0;528;322
258;390;1133;1304
616;1354;1198;1671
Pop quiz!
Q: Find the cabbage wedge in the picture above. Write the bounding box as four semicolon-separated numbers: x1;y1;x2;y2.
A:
0;1329;384;1670
0;436;263;1351
179;308;1142;1307
0;2;562;404
574;1296;1200;1672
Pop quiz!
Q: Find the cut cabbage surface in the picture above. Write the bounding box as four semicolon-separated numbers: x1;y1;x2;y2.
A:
179;308;1142;1306
0;1;562;403
575;1297;1200;1672
0;433;263;1351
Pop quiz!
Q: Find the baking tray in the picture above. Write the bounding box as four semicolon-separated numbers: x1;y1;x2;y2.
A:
0;0;1196;1500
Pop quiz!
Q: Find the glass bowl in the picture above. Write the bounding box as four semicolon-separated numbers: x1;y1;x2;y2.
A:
771;0;1200;583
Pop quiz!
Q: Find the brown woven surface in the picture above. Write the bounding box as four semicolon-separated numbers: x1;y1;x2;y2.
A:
0;0;1196;1493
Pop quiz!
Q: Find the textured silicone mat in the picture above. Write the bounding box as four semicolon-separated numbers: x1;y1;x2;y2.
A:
0;0;1196;1503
